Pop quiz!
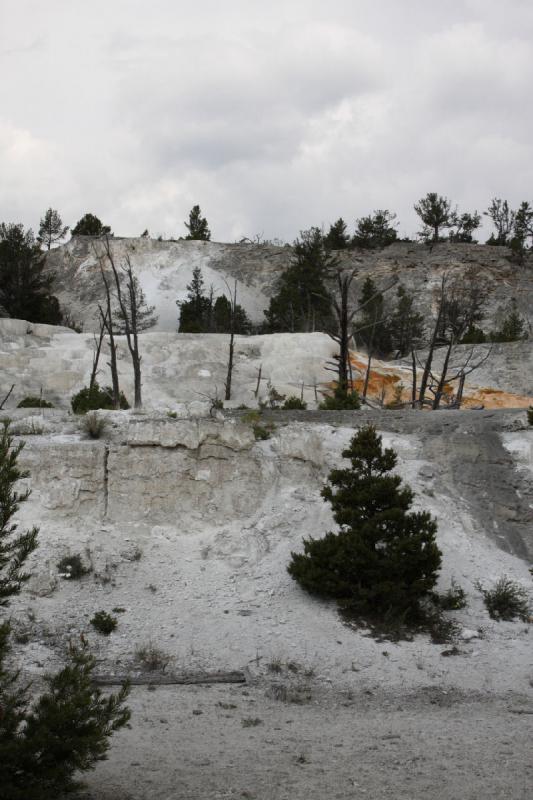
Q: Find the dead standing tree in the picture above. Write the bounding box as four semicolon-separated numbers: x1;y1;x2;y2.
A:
319;269;397;402
222;278;238;401
89;309;108;390
103;237;158;409
414;270;491;409
93;245;121;409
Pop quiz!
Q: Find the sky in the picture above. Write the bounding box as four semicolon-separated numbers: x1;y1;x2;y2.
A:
1;0;532;243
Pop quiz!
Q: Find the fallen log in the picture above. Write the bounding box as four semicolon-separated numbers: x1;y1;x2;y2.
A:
93;670;246;686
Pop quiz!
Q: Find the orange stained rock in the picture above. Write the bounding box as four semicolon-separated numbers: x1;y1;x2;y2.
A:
327;350;533;410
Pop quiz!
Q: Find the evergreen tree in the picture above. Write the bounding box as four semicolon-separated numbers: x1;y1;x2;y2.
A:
509;201;533;264
324;218;350;250
0;422;130;799
354;276;392;355
288;425;442;617
484;198;515;245
177;267;212;332
0;224;62;325
72;214;112;237
414;193;455;243
389;285;424;357
184;205;211;241
37;209;69;250
264;227;335;332
491;300;528;342
353;210;398;249
449;211;481;243
178;269;250;333
213;295;251;334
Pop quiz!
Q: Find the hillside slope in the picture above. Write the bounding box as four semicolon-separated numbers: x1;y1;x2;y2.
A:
45;237;533;334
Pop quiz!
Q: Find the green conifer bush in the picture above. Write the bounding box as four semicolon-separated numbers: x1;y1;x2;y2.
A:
0;421;130;799
288;425;442;618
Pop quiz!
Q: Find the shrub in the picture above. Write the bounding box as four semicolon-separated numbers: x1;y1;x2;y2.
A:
528;406;533;426
477;576;530;621
17;395;54;409
319;385;361;410
81;412;107;439
460;326;487;344
267;384;285;409
10;419;44;436
134;643;170;672
253;424;272;440
71;382;129;414
437;579;467;611
57;554;91;579
385;383;404;409
288;425;442;619
90;611;118;635
242;410;261;424
282;396;307;410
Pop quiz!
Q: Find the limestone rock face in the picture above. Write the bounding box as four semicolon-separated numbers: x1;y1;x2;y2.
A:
19;440;106;519
44;237;533;333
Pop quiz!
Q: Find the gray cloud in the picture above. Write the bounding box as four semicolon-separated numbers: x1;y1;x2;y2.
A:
0;1;532;243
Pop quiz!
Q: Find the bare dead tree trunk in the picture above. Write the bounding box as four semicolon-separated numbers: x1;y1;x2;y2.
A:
455;373;466;408
90;311;108;390
411;349;417;409
104;239;143;409
97;260;121;410
418;276;446;408
224;279;237;401
0;384;14;411
320;270;397;399
254;364;262;399
432;336;454;409
362;314;377;402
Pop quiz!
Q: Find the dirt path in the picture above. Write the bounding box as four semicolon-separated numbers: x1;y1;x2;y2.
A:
83;683;533;800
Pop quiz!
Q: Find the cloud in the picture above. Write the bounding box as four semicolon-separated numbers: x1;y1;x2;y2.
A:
0;1;532;243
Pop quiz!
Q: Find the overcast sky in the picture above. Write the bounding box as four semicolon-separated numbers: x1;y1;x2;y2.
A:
1;0;532;243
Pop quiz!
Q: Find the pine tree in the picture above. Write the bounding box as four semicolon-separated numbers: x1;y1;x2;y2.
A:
484;198;515;245
264;227;335;332
355;277;392;355
324;218;350;250
37;209;69;250
491;300;528;342
177;267;212;332
353;210;398;249
389;285;424;357
449;211;481;243
288;426;442;617
184;205;211;241
72;213;112;237
213;295;251;334
414;193;455;243
0;421;130;799
0;224;62;325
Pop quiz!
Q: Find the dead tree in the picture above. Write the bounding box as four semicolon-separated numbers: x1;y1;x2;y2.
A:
415;271;491;409
319;269;396;400
222;278;238;401
102;238;157;409
95;251;121;410
89;310;108;390
417;275;447;408
422;344;493;409
0;384;14;411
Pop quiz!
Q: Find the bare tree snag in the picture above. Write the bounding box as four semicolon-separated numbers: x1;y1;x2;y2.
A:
0;384;14;411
